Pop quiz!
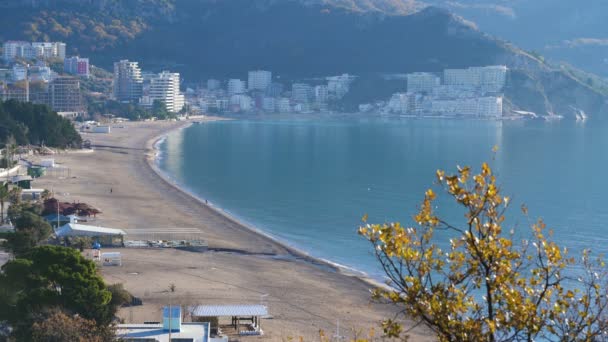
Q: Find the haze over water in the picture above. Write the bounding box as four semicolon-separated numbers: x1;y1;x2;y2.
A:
158;116;607;279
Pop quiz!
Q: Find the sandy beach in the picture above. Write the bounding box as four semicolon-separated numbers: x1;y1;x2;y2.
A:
35;119;432;341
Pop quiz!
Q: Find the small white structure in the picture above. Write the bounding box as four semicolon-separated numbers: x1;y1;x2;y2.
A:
101;252;122;266
117;307;210;342
39;159;55;168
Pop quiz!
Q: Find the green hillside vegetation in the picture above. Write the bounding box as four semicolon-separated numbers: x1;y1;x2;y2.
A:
1;0;607;117
0;100;82;148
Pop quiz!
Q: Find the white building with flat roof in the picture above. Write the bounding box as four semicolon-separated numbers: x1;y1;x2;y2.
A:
407;72;440;94
147;71;185;113
276;97;291;113
292;83;313;103
248;70;272;91
444;66;507;93
117;307;212;342
228;79;246;95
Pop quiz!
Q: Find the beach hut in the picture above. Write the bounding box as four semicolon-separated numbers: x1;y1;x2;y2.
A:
55;223;126;247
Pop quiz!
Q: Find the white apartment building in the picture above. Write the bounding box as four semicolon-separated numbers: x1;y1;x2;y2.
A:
32;42;66;60
388;93;409;113
113;60;143;102
327;74;355;98
276;97;291;113
314;85;329;103
478;96;503;117
430;96;502;117
248;70;272;91
230;94;252;112
3;41;33;61
444;66;507;93
407;72;440;93
292;83;313;103
147;71;185;113
227;79;246;95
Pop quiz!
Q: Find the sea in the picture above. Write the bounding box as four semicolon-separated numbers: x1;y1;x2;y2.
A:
157;115;608;279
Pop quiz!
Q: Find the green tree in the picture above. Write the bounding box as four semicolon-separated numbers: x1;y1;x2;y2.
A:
5;211;52;256
0;246;114;340
0;185;8;225
360;162;608;341
152;99;171;119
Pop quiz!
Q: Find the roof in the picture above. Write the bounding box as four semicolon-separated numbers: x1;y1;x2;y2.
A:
190;304;268;317
117;322;209;342
55;223;126;237
43;214;71;222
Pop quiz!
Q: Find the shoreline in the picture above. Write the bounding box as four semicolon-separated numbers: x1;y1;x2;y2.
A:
145;119;385;287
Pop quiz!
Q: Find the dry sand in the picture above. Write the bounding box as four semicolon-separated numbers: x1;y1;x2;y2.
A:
35;120;432;341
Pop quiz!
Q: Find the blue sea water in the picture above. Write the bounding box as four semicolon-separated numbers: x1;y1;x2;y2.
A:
157;116;608;279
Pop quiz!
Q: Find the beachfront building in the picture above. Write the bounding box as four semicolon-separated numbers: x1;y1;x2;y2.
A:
314;85;329;103
262;97;276;112
227;79;246;95
443;66;507;94
292;83;313;104
145;71;185;113
327;73;355;99
64;56;90;77
276;97;291;113
248;70;272;91
113;60;143;102
407;72;440;94
55;223;126;247
11;64;27;82
117;307;212;342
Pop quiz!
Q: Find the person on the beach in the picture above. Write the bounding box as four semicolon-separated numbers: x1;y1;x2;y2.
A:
110;188;113;193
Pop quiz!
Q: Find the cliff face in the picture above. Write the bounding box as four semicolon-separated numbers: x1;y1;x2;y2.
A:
0;0;606;117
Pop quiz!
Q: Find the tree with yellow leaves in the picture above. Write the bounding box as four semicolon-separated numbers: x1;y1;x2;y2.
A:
360;162;608;341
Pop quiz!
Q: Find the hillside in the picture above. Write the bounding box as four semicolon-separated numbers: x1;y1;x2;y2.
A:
425;0;608;78
0;0;607;117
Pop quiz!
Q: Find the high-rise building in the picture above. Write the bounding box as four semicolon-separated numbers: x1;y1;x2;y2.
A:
227;79;246;95
64;57;90;77
314;85;329;103
248;70;272;91
407;72;440;94
113;60;143;102
0;81;29;102
147;71;185;113
48;76;83;113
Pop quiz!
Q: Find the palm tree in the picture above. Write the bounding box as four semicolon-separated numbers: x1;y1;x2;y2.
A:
0;184;10;225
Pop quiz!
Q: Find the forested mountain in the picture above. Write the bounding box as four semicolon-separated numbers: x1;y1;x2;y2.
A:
0;0;607;117
425;0;608;78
